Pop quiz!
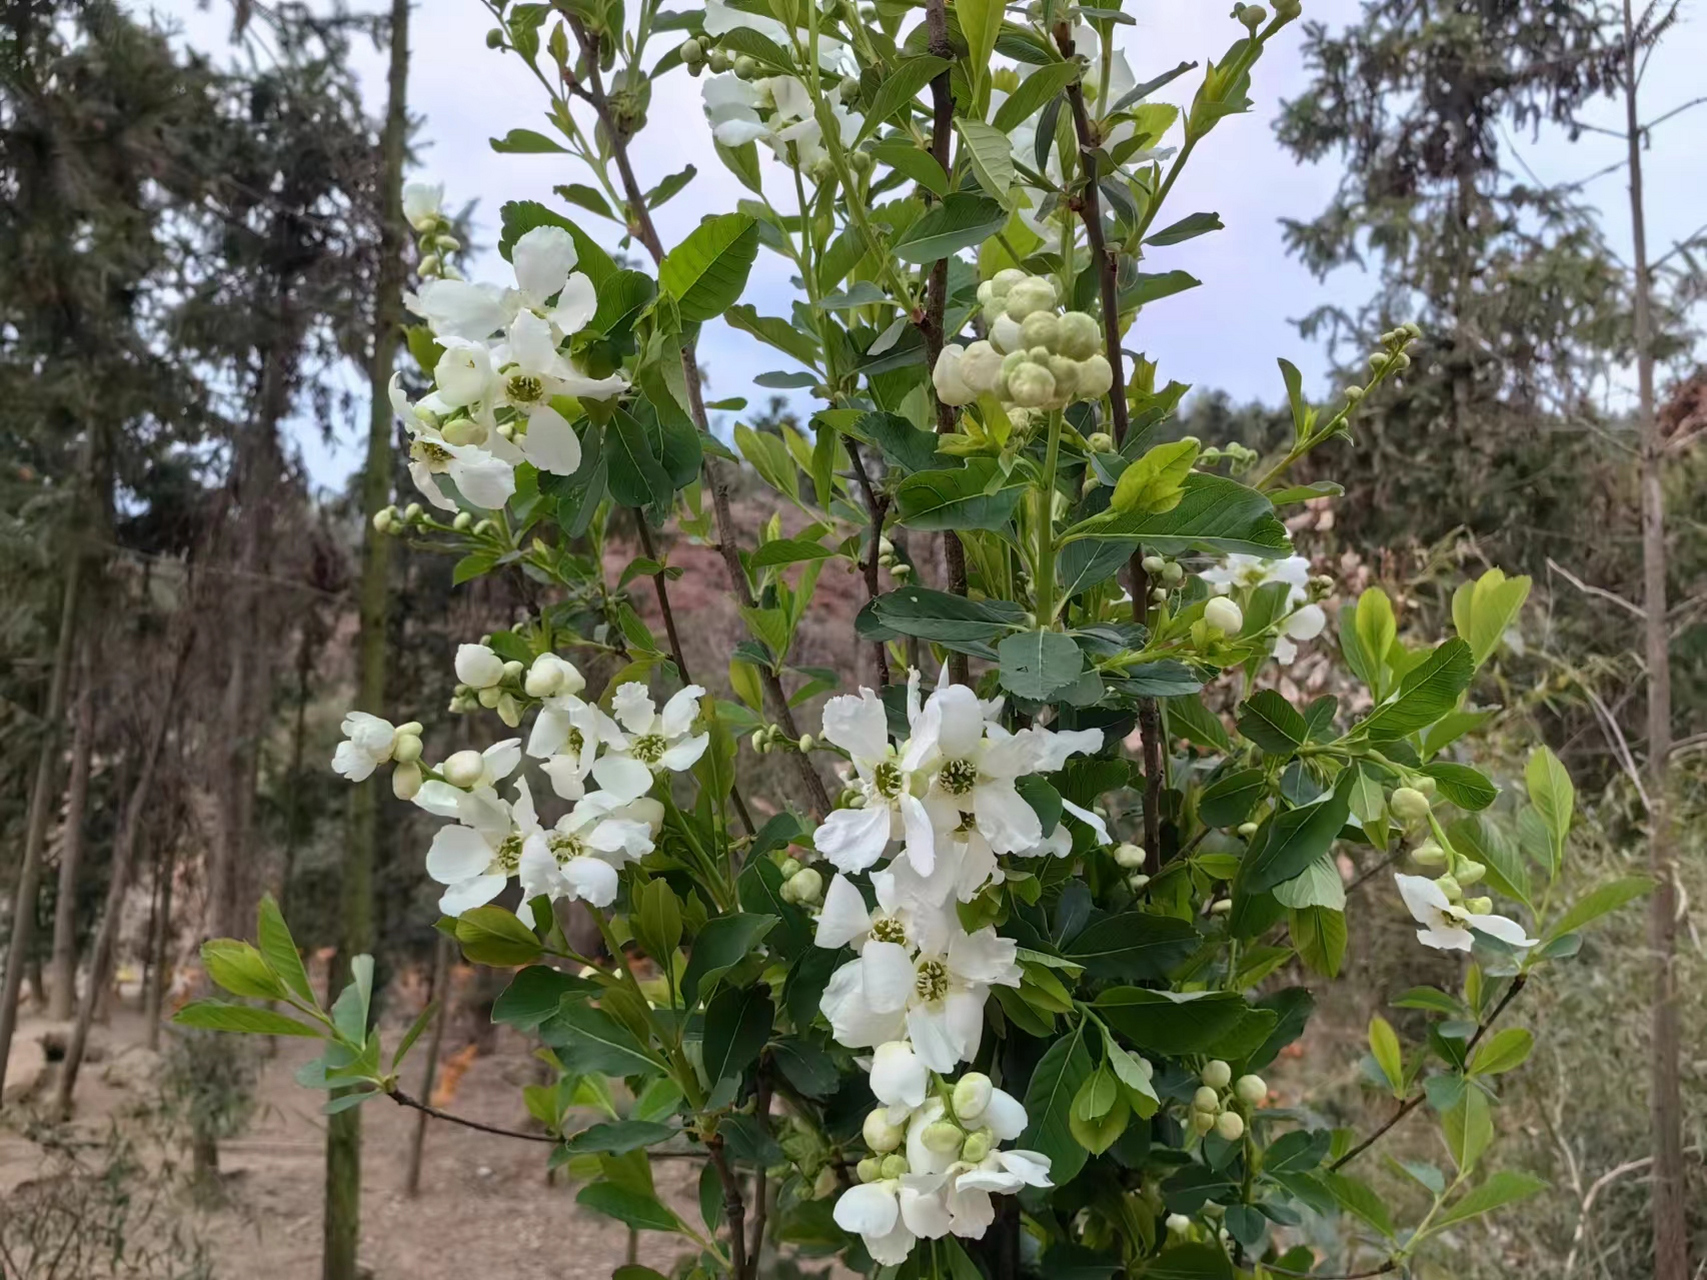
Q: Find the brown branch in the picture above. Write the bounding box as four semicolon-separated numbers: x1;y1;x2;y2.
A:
746;1068;775;1279
567;22;832;816
1330;974;1528;1171
635;516;755;835
846;443;892;687
707;1131;749;1279
385;1087;557;1143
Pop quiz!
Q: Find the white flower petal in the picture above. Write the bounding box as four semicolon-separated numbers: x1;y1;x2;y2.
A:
859;940;917;1014
823;689;890;763
560;856;620;906
446;445;516;511
899;1184;953;1239
906;1002;963;1073
815;874;873;949
660;684;706;738
438;873;507;917
611;683;657;735
548;272;598;335
932;685;986;759
592;753;656;802
981;1088;1029;1141
513;225;577;304
815;804;893;874
414;278;508;340
425;825;495;884
833;1181;899;1237
973;781;1042;855
870;1040;928;1110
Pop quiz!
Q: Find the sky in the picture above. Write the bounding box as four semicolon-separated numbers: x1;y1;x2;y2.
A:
147;0;1707;491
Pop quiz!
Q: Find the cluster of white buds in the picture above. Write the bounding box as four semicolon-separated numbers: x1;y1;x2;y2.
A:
934;270;1113;411
448;640;559;728
874;535;911;582
750;723;808;755
402;182;459;280
776;853;825;906
1186;1060;1265;1142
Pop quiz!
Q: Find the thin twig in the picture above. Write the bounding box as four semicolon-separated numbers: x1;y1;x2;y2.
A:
707;1132;749;1279
567;21;831;816
1330;975;1528;1171
846;442;892;687
1546;557;1645;618
385;1087;557;1143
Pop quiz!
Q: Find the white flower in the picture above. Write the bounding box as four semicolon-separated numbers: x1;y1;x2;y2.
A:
832;1176;950;1265
812;687;935;876
1275;603;1327;664
424;776;538;916
590;683;709;800
332;711;397;781
524;652;585;700
412;278;510;342
820;909;1019;1072
402;181;444;231
933;345;976;407
517;791;656;909
870;1040;929;1116
455;643;506;689
1394;874;1536;952
401;417;517;512
532;698;626;801
906;686;1048;856
414;740;522;813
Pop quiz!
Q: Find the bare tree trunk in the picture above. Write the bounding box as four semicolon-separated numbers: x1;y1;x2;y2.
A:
405;934;453;1198
1622;7;1687;1276
144;839;175;1052
46;670;95;1021
325;0;409;1271
53;635;193;1116
0;443;89;1081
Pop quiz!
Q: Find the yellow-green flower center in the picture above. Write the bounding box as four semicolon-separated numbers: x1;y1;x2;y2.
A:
938;758;978;797
870;917;907;945
914;959;949;1002
873;760;902;799
507;372;544;404
632;733;666;764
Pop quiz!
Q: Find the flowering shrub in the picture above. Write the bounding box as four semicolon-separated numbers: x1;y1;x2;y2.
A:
180;1;1652;1276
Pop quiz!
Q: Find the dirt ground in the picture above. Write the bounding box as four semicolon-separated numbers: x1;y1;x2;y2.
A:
0;1003;705;1280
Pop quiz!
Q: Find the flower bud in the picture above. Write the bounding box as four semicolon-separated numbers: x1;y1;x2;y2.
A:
1238;821;1259;837
1162;561;1184;585
1087;431;1114;453
1203;597;1243;635
1166;1212;1192;1234
879;1153;910;1179
452;510;474;531
1234;1074;1267;1107
708;49;730;72
952;1072;993;1122
1047;354;1080;400
1007;363;1056;409
442;749;485;789
922;1120;964;1154
812;1165;838;1199
960;1130;992;1162
1055;310;1100;360
679;36;703;62
1201;1060;1232;1089
502;660;525;684
392;760;423;801
1126;873;1150;891
990;312;1024;355
393;733;423;764
1464;896;1493;915
455;643;505;690
1435;874;1462;901
477;685;503;709
991;268;1026;296
799;733;815;751
1343;384;1365;403
485;26;504;47
1075;353;1114;399
863;1109;905;1153
1192;1085;1220;1113
1456;860;1486;886
849;147;874;174
786;867;823;905
959;340;1004;395
1215;1110;1245;1141
1414;774;1438;797
777;855;802;879
733;54;757;79
1115;842;1146;869
932;344;975;407
1151;587;1168;603
1369;351;1390;373
1238;4;1266;31
1210;898;1233;914
1389;786;1431;823
1019;310;1059;351
856;1156;882;1183
1141;554;1165;574
1190;1109;1216;1135
1004;276;1057;321
1410;838;1446;867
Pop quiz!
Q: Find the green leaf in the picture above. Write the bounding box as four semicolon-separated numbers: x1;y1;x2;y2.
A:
1271;857;1345;911
1448;815;1531;909
1451;568;1531;668
1355;638;1474;742
856;56;950;142
576;1182;682;1232
1062;913;1197;980
257;894;314;1005
1094;988;1250;1054
1289;906;1347;978
997;630;1084;701
895;459;1026;531
491;127;568;153
391;1001;438;1071
1240;786;1351;896
1468;1027;1533;1077
607;410;677;510
1321;1172;1396;1238
1236;689;1307;755
1545;875;1654;941
874;140;951;196
173;1000;322;1038
892;193;1008;264
992;61;1082;132
562;1120;678;1156
1344;587;1395;697
1169;694;1232;752
454;907;543;967
725;304;821;368
202;940;287;1002
1443;1084;1493;1173
1144;211;1224;246
957;0;1005;83
1525;745;1574;872
635;877;684;971
860;586;1026;658
845;410;944;473
1122;270;1201;309
1422;762;1498;811
542;1003;661;1077
751;538;837;569
1110;439;1199;514
555;181;613;219
703;984;772;1085
1062;474;1290;558
1142;1243;1234;1279
1198;768;1265;827
646;164;697;208
957;118;1015;202
681;913;778;1006
1020;1020;1094;1183
1368;1015;1403;1095
661;214;760;321
1433;1171;1548;1230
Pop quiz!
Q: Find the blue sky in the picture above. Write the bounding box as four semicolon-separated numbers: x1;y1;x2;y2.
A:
148;0;1707;491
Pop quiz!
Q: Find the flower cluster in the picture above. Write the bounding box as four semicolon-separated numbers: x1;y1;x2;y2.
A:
1387;783;1537;953
391;223;626;514
934;270;1114;411
331;646;711;918
805;673;1105;1260
1199;553;1328;664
